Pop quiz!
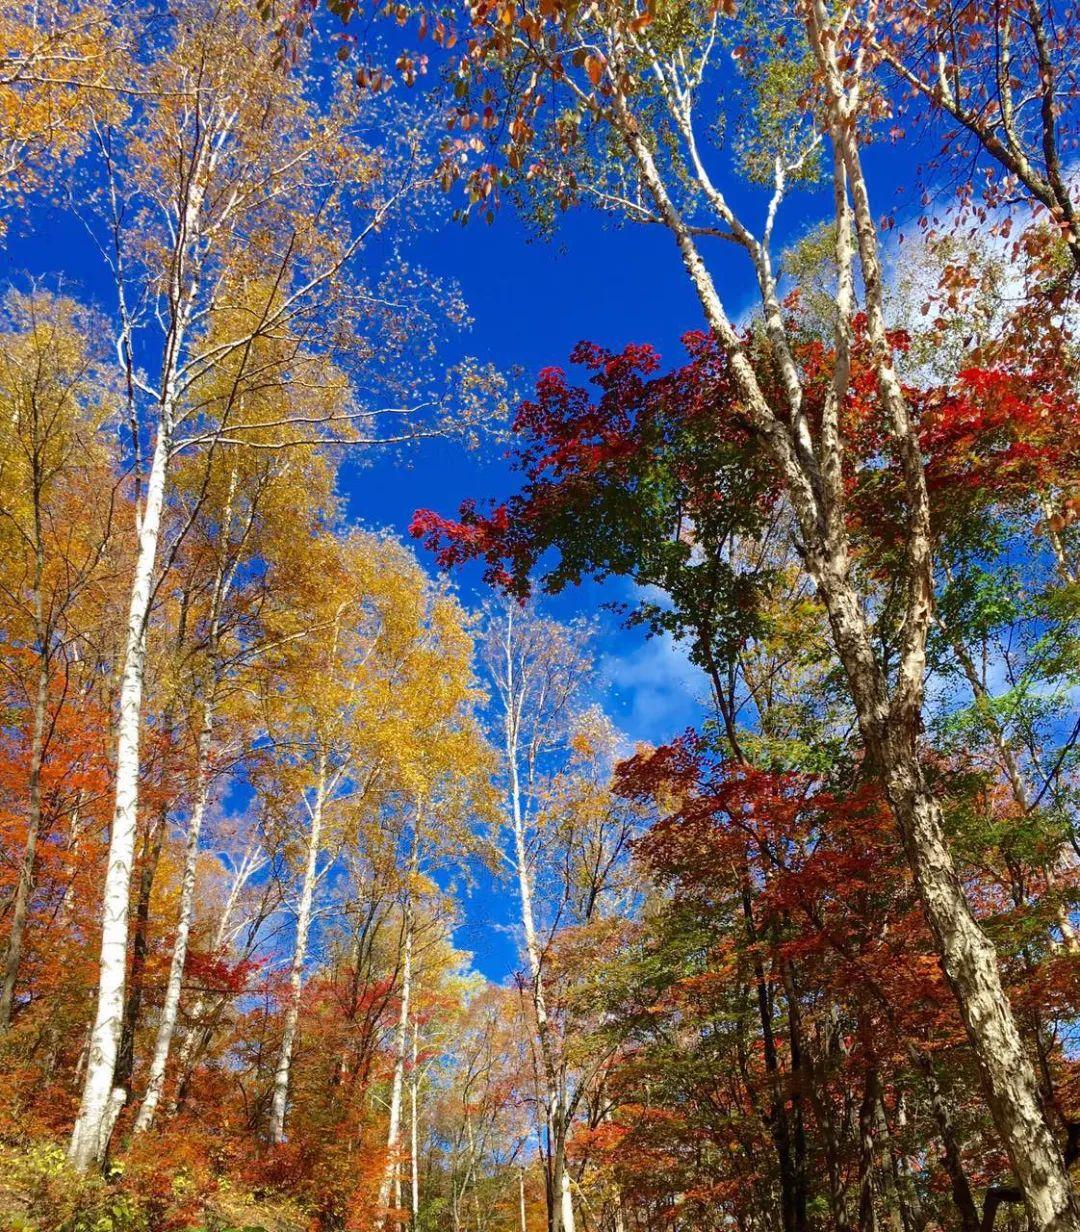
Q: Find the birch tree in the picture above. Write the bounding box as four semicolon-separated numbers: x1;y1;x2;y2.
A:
365;577;493;1224
129;406;340;1131
259;531;487;1145
68;0;468;1168
479;601;594;1232
426;980;536;1232
167;828;280;1118
260;533;390;1146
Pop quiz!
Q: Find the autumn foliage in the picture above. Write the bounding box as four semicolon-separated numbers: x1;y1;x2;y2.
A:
1;0;1080;1229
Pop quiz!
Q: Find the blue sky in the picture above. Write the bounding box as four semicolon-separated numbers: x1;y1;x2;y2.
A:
2;43;939;982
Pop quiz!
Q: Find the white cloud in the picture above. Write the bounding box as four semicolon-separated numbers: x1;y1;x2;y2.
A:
600;628;710;745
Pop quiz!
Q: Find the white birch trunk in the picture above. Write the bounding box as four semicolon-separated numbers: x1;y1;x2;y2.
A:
268;753;327;1144
519;1167;528;1232
133;464;239;1129
165;840;259;1116
559;1162;575;1232
66;123;212;1166
132;710;214;1133
410;1018;420;1229
464;1110;483;1232
68;423;171;1171
502;610;575;1232
377;824;417;1222
826;40;1080;1221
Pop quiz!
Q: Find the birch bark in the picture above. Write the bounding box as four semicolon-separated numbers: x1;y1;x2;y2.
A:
68;102;212;1164
68;421;172;1170
501;608;576;1232
377;820;418;1222
268;751;327;1144
132;710;214;1132
167;838;263;1115
410;1019;420;1230
133;464;241;1129
519;1167;528;1232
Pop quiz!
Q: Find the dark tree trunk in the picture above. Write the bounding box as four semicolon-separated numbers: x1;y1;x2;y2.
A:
115;805;167;1089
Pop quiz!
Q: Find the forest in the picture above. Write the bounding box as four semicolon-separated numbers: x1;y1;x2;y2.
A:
0;0;1078;1230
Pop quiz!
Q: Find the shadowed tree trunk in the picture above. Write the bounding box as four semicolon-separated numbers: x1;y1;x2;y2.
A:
115;803;167;1090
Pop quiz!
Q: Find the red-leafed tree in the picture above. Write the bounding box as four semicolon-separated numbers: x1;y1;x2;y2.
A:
415;0;1080;1217
414;282;1080;1225
560;728;1080;1231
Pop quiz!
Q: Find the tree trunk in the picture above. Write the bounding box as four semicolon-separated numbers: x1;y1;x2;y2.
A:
915;1053;981;1232
465;1110;483;1232
616;81;1080;1227
68;421;171;1172
612;1193;626;1232
812;476;1079;1231
504;609;575;1232
783;962;809;1232
378;823;417;1223
520;1167;529;1232
133;710;214;1132
43;800;84;1082
168;836;258;1114
558;1159;575;1232
877;1092;923;1232
829;49;1080;1225
858;1069;880;1232
268;752;326;1144
512;794;573;1232
742;877;800;1232
115;802;167;1089
0;652;49;1030
892;770;1079;1230
1;394;59;1033
410;1018;420;1230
